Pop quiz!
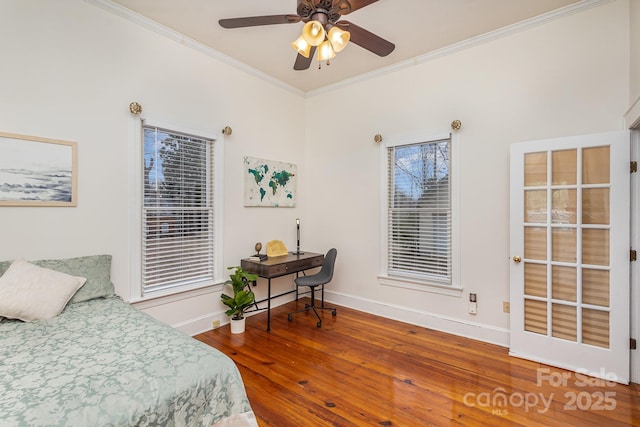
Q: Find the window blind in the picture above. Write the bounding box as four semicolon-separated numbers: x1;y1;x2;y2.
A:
142;126;215;294
387;138;452;282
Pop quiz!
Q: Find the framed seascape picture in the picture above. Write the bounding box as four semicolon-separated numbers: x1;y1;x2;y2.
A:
0;132;77;207
244;156;297;207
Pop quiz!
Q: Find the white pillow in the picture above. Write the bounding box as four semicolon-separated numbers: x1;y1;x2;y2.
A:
0;258;86;321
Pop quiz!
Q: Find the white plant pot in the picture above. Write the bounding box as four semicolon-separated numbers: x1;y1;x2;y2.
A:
230;317;246;334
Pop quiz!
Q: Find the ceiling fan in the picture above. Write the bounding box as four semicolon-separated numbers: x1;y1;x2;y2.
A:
219;0;395;70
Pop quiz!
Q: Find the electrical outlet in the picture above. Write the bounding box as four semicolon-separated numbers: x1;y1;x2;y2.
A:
212;319;220;329
503;301;510;313
469;302;477;314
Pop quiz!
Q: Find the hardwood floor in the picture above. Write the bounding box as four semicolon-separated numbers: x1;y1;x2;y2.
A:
195;299;640;426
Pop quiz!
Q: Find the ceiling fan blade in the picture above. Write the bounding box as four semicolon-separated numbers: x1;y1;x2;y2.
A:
337;20;394;57
294;46;317;70
333;0;379;15
219;14;300;29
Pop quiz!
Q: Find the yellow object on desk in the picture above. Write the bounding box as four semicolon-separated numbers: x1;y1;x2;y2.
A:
266;240;288;257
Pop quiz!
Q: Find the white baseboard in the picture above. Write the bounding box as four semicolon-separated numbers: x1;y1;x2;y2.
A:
172;311;226;336
324;290;510;348
172;291;509;348
173;300;289;336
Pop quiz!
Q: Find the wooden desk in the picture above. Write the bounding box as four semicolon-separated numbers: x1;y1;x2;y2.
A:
241;252;324;331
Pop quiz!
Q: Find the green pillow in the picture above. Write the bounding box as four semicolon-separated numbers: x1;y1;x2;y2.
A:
0;255;113;304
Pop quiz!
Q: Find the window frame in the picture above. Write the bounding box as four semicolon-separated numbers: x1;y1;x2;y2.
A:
378;131;462;297
128;116;225;302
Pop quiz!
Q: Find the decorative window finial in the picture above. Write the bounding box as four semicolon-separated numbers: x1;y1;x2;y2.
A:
129;102;142;115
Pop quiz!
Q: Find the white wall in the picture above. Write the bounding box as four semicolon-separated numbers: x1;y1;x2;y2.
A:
0;0;633;345
627;0;640;128
0;0;306;333
304;0;630;345
630;0;640;107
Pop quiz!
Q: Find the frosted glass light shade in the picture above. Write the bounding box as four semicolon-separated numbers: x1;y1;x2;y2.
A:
328;26;350;52
291;36;312;58
317;40;336;61
302;20;326;46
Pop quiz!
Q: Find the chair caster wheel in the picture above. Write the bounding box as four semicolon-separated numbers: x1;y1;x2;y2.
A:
331;310;337;316
288;315;292;322
316;322;322;328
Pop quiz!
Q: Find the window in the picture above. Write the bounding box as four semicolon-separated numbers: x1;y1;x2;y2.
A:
141;125;216;295
383;135;457;289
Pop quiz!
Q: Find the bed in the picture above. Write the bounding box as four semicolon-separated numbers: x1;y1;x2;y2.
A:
0;255;258;427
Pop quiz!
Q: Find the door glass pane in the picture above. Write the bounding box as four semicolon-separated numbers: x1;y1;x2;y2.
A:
552;228;576;263
582;268;610;307
583;146;610;185
552;304;577;341
525;190;546;222
525;227;546;260
582;229;610;266
525;299;547;335
552;149;577;185
582;188;610;224
524;263;547;297
525;152;547;186
552;266;576;302
552;189;576;224
582;308;609;348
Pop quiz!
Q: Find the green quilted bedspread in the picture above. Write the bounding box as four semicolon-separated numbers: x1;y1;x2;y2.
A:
0;297;256;427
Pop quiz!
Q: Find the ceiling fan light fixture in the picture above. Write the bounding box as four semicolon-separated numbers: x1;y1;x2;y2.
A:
218;1;394;71
327;26;350;53
317;39;336;61
302;20;326;46
291;35;312;58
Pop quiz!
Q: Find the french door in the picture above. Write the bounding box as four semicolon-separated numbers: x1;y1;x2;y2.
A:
509;131;630;384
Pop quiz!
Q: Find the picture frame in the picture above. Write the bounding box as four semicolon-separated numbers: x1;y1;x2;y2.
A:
0;132;77;207
243;156;297;207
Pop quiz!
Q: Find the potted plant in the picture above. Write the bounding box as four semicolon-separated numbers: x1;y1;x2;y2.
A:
221;266;258;334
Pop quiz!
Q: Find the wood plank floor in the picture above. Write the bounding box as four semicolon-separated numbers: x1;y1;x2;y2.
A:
195;299;640;426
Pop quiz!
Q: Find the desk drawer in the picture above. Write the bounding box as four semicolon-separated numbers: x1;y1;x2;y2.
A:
265;257;322;276
267;263;288;276
240;260;293;277
241;254;324;278
240;259;268;277
286;256;323;273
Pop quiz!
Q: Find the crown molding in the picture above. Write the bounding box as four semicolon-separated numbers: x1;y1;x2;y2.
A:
84;0;306;97
86;0;612;98
306;0;613;97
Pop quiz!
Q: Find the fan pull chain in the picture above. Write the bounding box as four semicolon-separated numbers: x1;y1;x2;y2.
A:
318;60;331;70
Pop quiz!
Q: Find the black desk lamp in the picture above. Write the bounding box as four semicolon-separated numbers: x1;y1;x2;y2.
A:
292;218;304;255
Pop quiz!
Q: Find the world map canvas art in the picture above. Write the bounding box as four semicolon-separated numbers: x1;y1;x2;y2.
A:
244;156;297;207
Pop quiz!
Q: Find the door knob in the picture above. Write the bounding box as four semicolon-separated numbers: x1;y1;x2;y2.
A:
512;255;522;263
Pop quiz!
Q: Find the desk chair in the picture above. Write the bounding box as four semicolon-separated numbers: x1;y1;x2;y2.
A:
287;248;337;328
